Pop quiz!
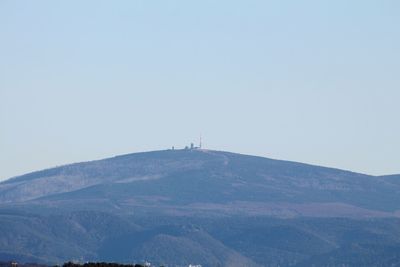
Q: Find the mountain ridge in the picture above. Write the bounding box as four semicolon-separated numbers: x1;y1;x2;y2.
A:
1;149;399;215
3;148;383;185
1;149;400;266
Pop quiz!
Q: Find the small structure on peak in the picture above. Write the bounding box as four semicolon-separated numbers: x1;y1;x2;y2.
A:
173;136;204;151
199;134;202;149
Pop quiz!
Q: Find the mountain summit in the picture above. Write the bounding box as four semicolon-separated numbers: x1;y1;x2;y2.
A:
1;149;400;266
1;149;399;217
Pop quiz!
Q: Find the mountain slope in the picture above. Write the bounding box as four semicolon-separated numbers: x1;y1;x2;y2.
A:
1;149;400;266
1;149;399;216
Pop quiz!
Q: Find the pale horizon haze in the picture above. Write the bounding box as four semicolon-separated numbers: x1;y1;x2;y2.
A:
1;0;399;180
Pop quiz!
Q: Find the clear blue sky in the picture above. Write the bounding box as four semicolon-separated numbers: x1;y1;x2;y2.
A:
1;0;399;180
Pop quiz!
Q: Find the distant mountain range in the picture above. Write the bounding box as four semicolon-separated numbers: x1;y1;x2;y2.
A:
1;149;399;266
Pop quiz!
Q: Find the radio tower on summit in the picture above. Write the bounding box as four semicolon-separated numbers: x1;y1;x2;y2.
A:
199;134;202;149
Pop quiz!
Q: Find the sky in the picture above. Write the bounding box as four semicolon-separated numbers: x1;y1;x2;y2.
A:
0;0;399;180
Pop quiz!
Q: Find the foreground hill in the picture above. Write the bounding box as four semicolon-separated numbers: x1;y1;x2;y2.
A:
0;149;399;266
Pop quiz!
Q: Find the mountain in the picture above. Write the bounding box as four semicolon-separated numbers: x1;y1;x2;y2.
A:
1;149;400;266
